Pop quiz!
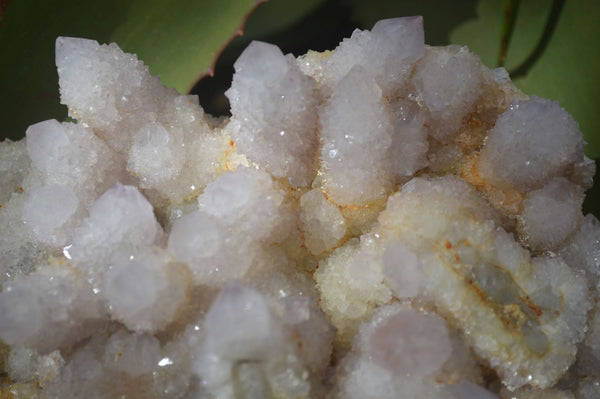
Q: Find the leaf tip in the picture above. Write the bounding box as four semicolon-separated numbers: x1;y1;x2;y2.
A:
186;0;269;93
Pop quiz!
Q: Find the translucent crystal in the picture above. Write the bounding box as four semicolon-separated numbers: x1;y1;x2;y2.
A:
478;96;584;191
226;41;318;187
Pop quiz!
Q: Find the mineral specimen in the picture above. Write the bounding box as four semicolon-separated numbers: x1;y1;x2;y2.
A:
0;15;599;399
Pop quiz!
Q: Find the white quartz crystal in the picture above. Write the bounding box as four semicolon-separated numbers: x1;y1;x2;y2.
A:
559;213;600;286
411;45;483;142
335;304;497;399
319;67;397;206
519;177;584;250
22;185;79;246
324;16;424;94
0;15;598;398
7;347;64;388
193;283;313;398
299;188;346;255
226;41;318;187
103;247;188;333
168;166;293;285
0;265;103;353
25;119;121;199
69;183;163;287
477;96;585;191
365;305;452;377
382;240;423;298
127;122;186;187
0;139;30;206
0;193;43;284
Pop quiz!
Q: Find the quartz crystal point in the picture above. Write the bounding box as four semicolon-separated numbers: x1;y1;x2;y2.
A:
226;41;319;188
0;15;599;398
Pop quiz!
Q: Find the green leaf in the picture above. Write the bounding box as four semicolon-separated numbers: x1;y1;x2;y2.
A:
497;0;521;67
450;0;552;70
190;0;326;116
208;0;325;71
240;0;323;40
450;0;600;159
110;0;264;93
511;0;600;159
0;0;262;141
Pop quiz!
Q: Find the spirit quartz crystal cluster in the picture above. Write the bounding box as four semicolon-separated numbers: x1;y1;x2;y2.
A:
0;15;599;399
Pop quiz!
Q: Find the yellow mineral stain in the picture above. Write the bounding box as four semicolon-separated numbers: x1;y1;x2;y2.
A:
461;153;523;214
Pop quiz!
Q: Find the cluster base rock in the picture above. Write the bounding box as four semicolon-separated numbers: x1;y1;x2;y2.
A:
0;16;599;399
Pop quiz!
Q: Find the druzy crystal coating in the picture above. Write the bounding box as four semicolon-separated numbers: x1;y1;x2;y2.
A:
0;16;599;399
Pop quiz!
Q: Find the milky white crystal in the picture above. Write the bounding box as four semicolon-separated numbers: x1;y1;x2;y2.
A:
319;66;397;205
366;306;452;376
127;121;186;186
299;188;346;255
519;177;584;250
0;15;599;399
7;347;64;388
324;16;424;94
477;96;585;191
22;184;78;245
192;282;317;398
336;304;497;399
411;45;483;142
69;183;162;285
226;41;318;187
0;265;103;353
0;139;29;206
560;213;600;286
381;240;423;298
168;166;293;285
103;247;188;333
